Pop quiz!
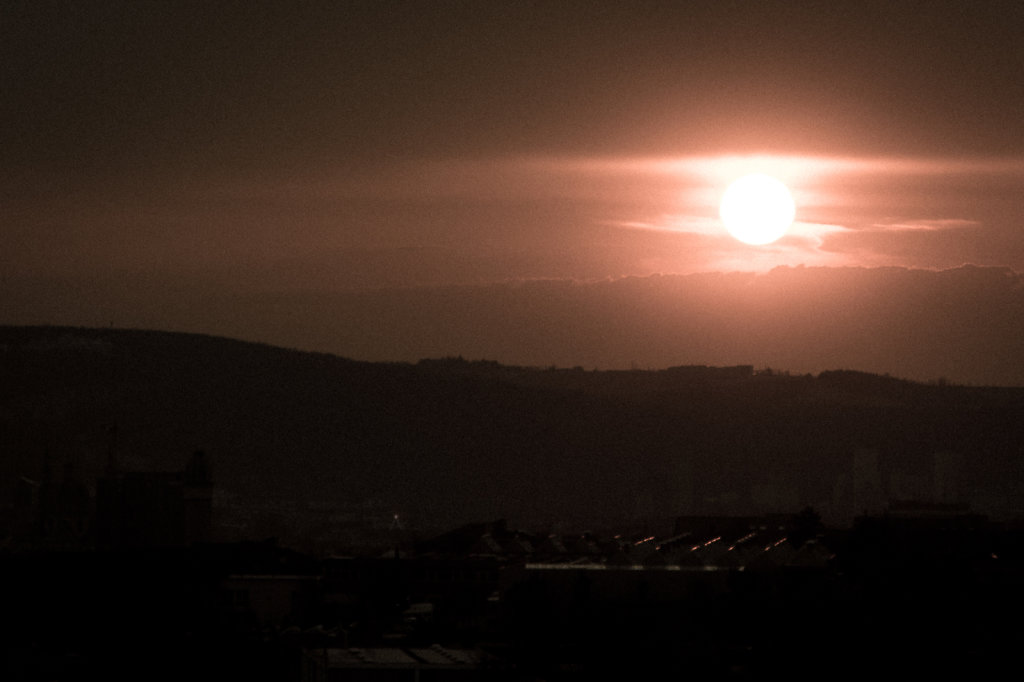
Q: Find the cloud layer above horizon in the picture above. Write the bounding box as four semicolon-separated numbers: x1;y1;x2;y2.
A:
6;152;1024;288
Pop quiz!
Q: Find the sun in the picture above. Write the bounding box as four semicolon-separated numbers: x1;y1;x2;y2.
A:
719;173;796;245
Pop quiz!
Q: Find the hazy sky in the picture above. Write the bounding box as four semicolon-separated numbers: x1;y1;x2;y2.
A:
4;2;1024;381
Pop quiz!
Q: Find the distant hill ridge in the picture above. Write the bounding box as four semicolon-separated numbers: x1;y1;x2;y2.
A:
2;325;1023;532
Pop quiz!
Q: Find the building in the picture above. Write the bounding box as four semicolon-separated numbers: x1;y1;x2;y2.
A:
96;450;213;548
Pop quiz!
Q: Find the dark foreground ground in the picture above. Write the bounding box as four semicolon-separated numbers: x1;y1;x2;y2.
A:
4;515;1024;681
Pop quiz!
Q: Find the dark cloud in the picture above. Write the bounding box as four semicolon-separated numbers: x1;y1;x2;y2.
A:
4;1;1023;182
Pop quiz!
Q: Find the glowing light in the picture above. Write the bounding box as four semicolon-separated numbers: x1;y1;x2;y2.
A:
719;173;796;245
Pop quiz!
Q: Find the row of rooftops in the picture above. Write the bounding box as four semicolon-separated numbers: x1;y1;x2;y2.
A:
318;644;482;669
399;516;833;570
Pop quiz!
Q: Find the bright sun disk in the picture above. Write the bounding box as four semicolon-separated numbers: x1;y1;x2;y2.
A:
719;173;796;245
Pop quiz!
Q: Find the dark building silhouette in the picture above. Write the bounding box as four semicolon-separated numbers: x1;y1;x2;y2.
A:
8;453;93;547
96;450;213;548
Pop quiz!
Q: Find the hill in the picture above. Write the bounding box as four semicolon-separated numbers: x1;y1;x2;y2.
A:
2;326;1023;541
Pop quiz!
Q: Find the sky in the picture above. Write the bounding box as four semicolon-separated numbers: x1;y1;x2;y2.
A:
4;1;1024;383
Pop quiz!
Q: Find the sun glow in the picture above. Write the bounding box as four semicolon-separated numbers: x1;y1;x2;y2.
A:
719;174;796;245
